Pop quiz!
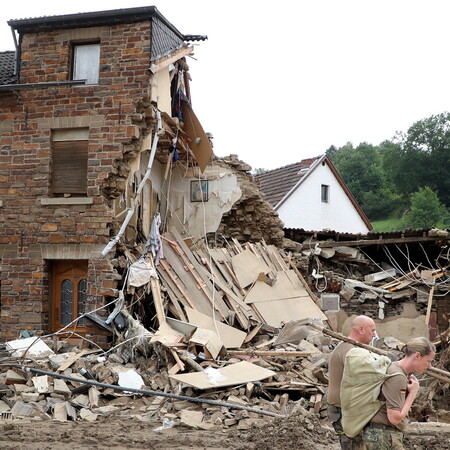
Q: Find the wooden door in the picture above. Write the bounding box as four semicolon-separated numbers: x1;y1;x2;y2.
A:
51;260;88;333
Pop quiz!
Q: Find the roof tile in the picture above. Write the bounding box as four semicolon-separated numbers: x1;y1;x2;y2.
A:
256;156;321;206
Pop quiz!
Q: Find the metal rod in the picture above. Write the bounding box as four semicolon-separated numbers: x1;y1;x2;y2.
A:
17;365;284;418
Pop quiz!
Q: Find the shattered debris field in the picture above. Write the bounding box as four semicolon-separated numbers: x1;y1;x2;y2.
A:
1;235;450;449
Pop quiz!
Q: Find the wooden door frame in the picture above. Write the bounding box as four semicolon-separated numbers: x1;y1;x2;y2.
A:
50;260;88;334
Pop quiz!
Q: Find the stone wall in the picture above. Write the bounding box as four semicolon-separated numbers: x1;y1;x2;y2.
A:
0;21;155;341
214;155;285;247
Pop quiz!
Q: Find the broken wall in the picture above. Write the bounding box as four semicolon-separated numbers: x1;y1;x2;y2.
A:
214;155;285;246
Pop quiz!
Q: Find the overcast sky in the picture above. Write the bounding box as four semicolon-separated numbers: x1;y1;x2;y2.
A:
2;1;450;170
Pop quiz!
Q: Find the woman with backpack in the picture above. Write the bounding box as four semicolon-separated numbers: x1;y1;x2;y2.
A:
361;336;436;450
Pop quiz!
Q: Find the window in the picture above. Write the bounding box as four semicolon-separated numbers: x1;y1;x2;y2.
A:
321;184;329;203
72;43;100;84
51;129;88;196
51;260;88;332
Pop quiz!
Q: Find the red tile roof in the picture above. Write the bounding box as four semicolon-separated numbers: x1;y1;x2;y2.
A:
255;156;321;207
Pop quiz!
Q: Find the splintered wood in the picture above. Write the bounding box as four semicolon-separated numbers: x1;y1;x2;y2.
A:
157;228;326;332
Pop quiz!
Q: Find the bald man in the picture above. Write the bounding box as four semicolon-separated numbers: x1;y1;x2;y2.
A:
327;315;377;449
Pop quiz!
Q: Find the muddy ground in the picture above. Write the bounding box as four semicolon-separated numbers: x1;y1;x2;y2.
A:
1;414;449;450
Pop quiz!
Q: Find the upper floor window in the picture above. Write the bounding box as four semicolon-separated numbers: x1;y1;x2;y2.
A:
51;129;89;196
321;184;329;203
72;43;100;84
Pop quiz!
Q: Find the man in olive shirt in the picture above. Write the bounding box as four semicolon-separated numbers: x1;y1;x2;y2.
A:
327;315;377;449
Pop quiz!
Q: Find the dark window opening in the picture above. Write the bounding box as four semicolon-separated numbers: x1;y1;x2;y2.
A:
321;184;329;203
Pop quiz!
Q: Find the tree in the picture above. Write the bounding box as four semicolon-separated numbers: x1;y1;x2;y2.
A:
328;142;383;206
392;112;450;207
403;186;448;229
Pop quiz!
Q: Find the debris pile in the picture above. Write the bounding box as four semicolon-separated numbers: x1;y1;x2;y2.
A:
0;232;449;447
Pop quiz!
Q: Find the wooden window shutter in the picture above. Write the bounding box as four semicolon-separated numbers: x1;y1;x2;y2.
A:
52;140;88;195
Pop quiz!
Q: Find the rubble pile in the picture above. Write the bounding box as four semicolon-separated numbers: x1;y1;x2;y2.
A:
0;320;336;430
0;232;449;448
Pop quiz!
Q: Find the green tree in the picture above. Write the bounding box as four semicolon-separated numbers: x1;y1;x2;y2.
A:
403;186;448;229
392;112;450;207
328;142;383;206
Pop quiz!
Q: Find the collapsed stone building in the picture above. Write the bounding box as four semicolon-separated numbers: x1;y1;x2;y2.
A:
0;7;449;447
0;6;286;344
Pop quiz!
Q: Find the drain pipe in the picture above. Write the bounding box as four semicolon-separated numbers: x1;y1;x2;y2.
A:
101;108;164;256
10;25;19;77
18;365;284;418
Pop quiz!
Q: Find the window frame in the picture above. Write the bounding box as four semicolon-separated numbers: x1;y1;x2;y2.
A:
71;42;101;85
51;129;89;197
321;184;330;203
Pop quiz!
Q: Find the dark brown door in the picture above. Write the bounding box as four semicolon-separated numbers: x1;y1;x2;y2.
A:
51;260;88;333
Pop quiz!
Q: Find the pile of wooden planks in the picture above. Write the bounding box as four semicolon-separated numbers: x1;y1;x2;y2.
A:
156;228;326;334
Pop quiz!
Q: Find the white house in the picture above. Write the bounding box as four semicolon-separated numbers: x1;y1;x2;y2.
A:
256;155;372;234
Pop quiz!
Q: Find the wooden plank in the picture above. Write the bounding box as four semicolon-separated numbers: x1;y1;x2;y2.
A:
167;229;230;318
425;284;435;326
169;361;275;390
206;249;244;299
159;259;197;311
317;236;444;248
57;349;91;372
147;256;166;326
162;242;214;317
159;274;188;322
290;261;321;307
231;248;270;289
244;324;263;343
202;272;250;329
227;350;313;357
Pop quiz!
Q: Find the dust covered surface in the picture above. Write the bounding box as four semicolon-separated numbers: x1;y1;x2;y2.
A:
229;411;340;450
403;423;450;450
1;416;450;449
0;417;236;450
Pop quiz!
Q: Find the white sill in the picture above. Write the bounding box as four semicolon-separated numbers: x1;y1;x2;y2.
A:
39;197;94;205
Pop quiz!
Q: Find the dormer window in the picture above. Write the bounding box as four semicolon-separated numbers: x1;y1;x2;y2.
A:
72;43;100;84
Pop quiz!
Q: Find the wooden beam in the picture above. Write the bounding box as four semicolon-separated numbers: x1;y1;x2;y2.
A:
317;236;445;248
425;284;435;326
150;46;194;73
227;350;313;357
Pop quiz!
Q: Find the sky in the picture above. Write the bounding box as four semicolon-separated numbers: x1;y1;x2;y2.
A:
1;1;450;170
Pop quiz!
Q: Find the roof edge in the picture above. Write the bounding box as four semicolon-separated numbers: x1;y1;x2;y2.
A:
7;6;185;41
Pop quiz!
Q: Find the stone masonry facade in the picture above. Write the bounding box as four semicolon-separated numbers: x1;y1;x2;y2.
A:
0;17;159;342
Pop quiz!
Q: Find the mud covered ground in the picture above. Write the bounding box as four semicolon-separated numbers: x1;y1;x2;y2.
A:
0;414;449;450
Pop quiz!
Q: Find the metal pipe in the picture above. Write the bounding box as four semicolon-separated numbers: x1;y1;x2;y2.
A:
101;108;164;257
17;365;284;418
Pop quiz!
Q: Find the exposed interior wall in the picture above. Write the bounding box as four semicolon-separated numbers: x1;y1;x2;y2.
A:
154;66;172;116
278;162;370;233
166;163;242;237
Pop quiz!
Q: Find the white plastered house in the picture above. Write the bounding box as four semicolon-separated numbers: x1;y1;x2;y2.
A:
256;155;372;234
